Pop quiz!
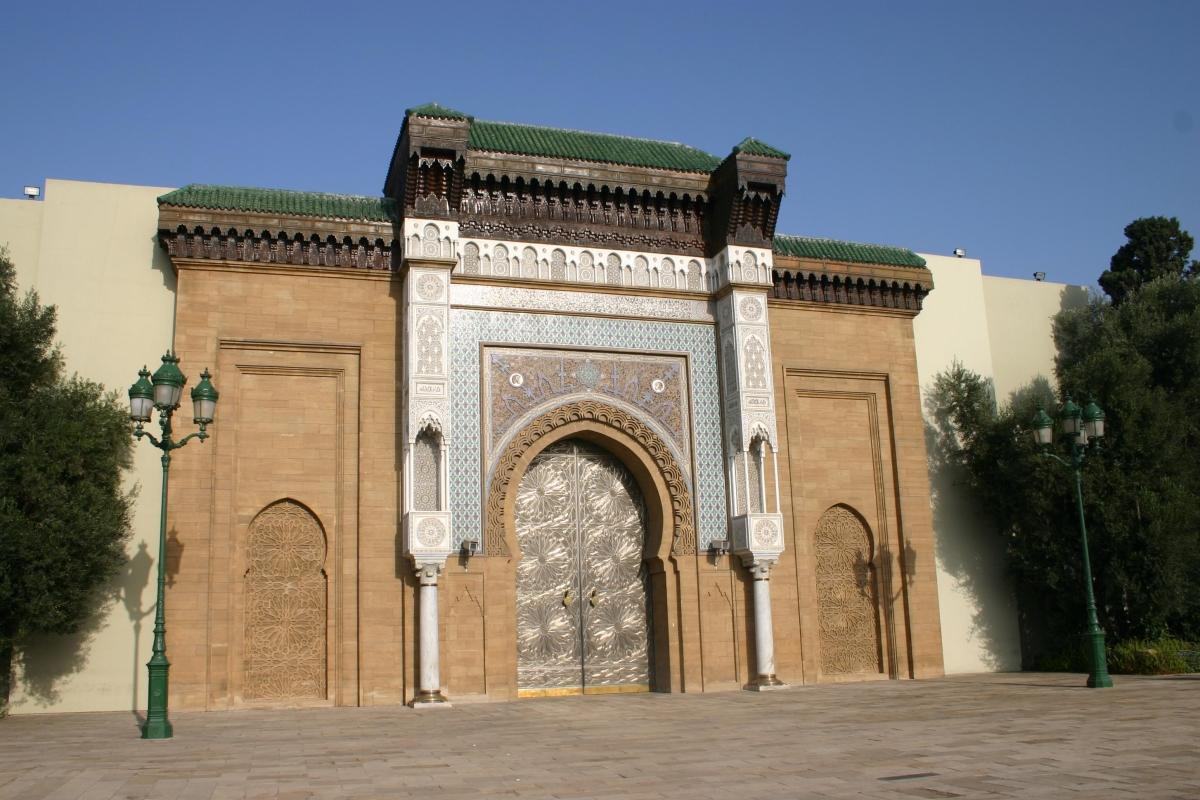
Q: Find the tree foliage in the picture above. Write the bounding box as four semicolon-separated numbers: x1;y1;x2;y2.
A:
0;250;133;713
1098;216;1198;306
928;220;1200;666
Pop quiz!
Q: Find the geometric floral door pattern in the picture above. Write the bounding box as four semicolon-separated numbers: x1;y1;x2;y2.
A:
813;504;884;676
514;440;651;696
243;500;328;701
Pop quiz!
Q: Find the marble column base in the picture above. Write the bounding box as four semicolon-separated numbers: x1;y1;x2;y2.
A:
745;675;787;691
412;689;453;709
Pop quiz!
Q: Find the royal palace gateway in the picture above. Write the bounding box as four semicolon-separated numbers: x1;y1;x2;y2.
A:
150;103;943;709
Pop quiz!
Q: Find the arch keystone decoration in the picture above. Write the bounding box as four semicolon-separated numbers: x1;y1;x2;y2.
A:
485;399;696;558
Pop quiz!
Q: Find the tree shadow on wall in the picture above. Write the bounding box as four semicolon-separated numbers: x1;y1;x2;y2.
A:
14;610;106;708
122;540;156;720
923;377;1024;672
853;537;918;676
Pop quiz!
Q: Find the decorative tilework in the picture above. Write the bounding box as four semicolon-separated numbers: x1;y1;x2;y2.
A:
450;310;728;549
482;347;691;474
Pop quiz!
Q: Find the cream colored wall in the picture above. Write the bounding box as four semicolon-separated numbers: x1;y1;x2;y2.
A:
983;275;1088;404
0;179;176;713
913;253;1022;674
0;197;45;284
914;254;1089;674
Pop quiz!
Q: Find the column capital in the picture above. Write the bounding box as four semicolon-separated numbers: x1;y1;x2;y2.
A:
745;560;774;579
414;562;444;584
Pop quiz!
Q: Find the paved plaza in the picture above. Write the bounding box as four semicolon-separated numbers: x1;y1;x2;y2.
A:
1;673;1197;799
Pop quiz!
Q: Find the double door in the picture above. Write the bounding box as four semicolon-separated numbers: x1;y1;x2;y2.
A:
514;440;651;696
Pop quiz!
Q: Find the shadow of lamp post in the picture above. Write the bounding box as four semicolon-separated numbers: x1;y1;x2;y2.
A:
127;352;219;739
1031;396;1113;689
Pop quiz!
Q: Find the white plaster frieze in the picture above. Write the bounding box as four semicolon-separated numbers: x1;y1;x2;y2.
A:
450;282;715;322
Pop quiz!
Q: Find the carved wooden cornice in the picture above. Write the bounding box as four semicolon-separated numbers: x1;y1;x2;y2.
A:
459;217;706;257
158;207;399;273
387;113;787;257
770;256;934;315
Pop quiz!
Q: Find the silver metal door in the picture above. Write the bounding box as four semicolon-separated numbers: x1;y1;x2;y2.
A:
515;440;650;696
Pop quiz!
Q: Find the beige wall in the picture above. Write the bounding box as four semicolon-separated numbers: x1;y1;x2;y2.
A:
914;252;1088;674
770;299;945;683
0;179;176;713
983;275;1089;404
0;198;44;278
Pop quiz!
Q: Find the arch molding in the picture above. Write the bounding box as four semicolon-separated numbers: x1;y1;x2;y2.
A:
485;399;696;557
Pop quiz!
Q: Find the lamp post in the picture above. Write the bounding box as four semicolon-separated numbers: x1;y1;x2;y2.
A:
128;351;219;739
1031;395;1113;688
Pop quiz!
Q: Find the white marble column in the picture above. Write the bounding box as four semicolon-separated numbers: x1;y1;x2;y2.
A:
414;563;450;706
715;256;787;691
749;562;784;689
400;227;458;708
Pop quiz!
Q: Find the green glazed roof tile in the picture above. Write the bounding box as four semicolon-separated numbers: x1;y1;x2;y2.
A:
468;119;724;173
733;137;791;159
158;184;397;222
773;235;926;268
406;102;471;120
404;103;787;173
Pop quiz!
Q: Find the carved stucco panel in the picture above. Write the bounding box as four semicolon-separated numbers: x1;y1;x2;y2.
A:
415;312;444;375
814;505;884;676
243;501;327;702
449;283;714;323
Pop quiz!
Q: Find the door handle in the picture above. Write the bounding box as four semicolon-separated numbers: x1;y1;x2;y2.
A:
588;589;598;607
563;589;575;607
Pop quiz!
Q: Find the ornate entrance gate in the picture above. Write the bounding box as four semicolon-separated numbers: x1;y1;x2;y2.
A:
515;439;651;696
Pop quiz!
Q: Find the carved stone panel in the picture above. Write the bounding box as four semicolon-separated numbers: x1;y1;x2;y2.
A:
244;500;327;702
483;347;690;478
813;505;883;677
415;312;444;375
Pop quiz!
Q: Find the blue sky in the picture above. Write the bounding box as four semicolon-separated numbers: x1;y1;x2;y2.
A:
2;1;1196;287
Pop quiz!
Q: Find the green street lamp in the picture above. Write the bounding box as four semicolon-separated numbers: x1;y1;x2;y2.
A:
127;351;219;739
1031;394;1113;689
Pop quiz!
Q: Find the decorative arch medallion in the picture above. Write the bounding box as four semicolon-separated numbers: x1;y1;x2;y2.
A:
243;499;328;701
485;399;696;557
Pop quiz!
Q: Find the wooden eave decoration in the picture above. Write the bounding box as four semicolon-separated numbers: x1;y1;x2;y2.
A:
157;206;396;239
771;254;934;315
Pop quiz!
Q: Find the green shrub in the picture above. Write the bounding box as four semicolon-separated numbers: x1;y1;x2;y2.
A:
1030;636;1198;674
1107;638;1196;675
1030;637;1090;673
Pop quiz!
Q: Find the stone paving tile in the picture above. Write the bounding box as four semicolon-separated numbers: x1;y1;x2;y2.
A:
1;673;1198;799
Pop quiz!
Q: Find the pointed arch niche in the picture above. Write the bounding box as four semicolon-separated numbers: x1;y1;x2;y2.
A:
812;504;885;679
243;499;329;703
411;426;446;512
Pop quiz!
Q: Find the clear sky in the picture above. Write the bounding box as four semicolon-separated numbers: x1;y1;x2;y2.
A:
2;1;1196;287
